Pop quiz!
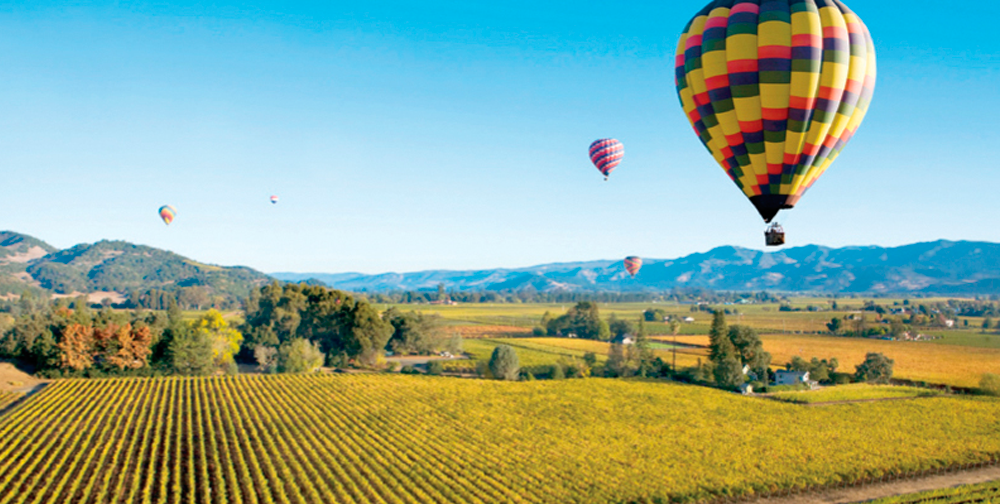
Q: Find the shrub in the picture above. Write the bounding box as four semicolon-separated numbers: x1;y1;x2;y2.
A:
400;365;420;375
550;363;565;380
488;344;519;381
387;361;401;373
427;360;444;376
278;338;324;373
531;327;545;336
980;373;1000;397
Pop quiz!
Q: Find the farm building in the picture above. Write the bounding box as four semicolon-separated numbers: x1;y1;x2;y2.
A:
611;334;634;345
774;370;809;386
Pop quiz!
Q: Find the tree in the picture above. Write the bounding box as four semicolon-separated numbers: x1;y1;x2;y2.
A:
727;325;770;381
643;308;666;322
57;324;95;371
855;352;894;384
606;343;632;378
984;317;994;331
346;302;394;366
168;326;214;376
254;345;278;373
95;323;153;370
634;318;655;377
889;318;908;338
279;338;324;373
668;318;680;336
488;344;519;381
826;317;842;335
708;310;728;362
980;373;1000;396
711;334;744;389
546;302;604;340
192;310;243;368
607;314;634;339
384;308;443;355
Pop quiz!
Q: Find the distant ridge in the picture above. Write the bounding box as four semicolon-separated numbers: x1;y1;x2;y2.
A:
273;240;1000;295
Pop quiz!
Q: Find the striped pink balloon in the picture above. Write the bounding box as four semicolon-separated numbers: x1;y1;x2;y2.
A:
589;139;624;179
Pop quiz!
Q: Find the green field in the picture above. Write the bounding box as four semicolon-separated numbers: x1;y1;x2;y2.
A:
768;384;941;404
1;375;999;503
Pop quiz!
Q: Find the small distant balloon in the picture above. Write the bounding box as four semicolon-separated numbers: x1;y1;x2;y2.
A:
589;139;624;180
624;256;642;278
158;205;177;225
270;195;279;205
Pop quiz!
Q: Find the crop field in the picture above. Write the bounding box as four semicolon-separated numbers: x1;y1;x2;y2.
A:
0;392;20;411
768;384;941;404
865;479;1000;503
758;333;1000;388
1;375;999;504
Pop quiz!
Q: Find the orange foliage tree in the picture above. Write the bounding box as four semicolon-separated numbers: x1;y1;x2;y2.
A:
57;324;96;371
94;324;153;370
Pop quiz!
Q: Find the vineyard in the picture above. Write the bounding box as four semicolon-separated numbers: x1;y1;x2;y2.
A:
0;392;20;412
865;479;1000;503
1;375;999;503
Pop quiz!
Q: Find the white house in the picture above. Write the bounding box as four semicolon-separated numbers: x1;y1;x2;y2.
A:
611;334;634;345
774;370;810;386
739;383;754;395
682;316;695;323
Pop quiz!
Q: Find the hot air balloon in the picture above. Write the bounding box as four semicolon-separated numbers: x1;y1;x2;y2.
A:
158;205;176;225
624;256;643;278
589;139;624;180
675;0;875;245
270;195;279;205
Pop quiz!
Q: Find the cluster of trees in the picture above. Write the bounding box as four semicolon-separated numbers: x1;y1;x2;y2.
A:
699;311;772;390
383;308;458;356
786;356;844;384
241;283;395;371
543;302;609;340
366;287;783;306
0;293;245;377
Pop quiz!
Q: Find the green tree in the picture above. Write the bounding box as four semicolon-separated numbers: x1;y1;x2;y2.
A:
383;308;442;355
346;302;394;366
279;338;324;373
634;318;655;377
983;317;994;331
727;325;771;381
711;333;744;389
826;317;842;335
708;310;728;362
607;314;634;339
854;352;894;384
168;326;214;376
488;344;519;381
546;302;604;340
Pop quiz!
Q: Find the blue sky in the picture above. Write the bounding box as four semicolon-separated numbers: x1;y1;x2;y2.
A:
1;1;998;273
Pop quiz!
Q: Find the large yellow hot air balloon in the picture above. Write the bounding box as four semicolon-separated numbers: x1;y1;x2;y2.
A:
675;0;875;244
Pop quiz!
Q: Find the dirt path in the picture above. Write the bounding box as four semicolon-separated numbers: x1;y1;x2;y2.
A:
0;361;45;393
749;466;1000;504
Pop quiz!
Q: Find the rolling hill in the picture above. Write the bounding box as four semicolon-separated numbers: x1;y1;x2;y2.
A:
273;240;1000;295
0;231;270;301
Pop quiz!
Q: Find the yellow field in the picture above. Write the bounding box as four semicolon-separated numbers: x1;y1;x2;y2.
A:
758;334;1000;388
768;384;941;404
1;375;998;503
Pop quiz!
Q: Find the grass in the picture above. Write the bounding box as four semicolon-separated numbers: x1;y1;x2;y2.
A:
1;375;999;503
768;384;942;404
863;479;1000;503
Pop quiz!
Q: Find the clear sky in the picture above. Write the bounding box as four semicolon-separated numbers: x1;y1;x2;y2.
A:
1;1;998;274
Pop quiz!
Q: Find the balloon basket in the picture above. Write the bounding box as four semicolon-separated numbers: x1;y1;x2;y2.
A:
765;222;785;247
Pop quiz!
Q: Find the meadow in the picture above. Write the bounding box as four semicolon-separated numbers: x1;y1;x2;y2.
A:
0;375;998;504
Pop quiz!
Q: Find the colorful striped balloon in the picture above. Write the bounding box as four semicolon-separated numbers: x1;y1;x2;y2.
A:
158;205;176;225
270;195;279;204
623;256;643;277
589;139;624;180
675;0;876;223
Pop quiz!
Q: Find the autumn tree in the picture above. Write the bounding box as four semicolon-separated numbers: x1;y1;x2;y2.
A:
192;310;243;368
57;324;95;371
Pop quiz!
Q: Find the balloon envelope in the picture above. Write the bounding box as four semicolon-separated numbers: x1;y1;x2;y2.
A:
623;256;643;277
589;139;624;178
270;195;279;204
158;205;176;225
674;0;876;222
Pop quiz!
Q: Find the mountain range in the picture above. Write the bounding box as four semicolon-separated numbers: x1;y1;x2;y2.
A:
274;240;1000;295
3;231;1000;298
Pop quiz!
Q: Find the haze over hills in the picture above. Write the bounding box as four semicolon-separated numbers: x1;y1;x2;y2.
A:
274;240;1000;295
0;231;270;303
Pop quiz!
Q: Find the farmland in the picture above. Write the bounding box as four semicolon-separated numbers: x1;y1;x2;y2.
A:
0;375;999;503
767;384;941;404
0;392;20;411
